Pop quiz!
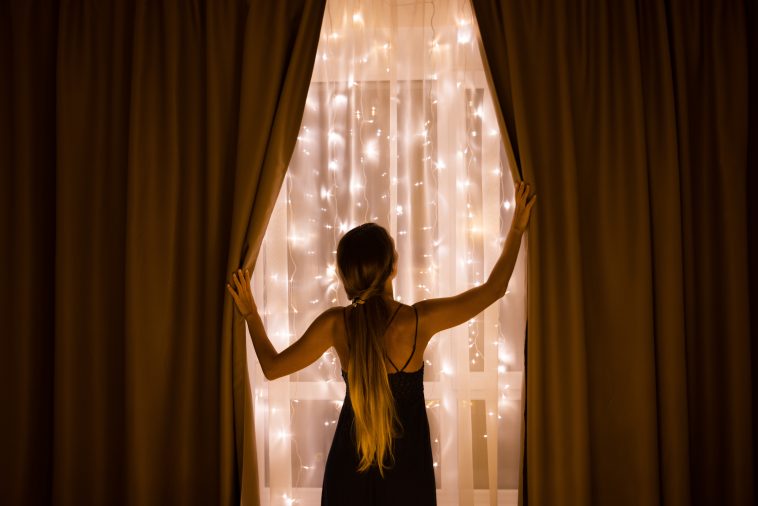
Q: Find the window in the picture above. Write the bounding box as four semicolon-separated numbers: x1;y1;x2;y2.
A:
249;2;526;504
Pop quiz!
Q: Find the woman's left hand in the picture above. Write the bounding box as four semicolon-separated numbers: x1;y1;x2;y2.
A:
227;268;255;318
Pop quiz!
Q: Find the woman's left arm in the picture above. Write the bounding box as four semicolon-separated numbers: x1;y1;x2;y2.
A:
227;269;336;380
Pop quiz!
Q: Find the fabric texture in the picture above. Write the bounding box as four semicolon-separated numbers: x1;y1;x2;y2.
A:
473;0;755;505
322;368;436;505
322;305;435;505
0;1;325;504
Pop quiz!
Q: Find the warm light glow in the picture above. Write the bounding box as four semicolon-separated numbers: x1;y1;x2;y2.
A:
252;1;526;501
363;139;379;160
457;26;472;44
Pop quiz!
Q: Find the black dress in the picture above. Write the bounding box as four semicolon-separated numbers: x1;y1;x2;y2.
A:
321;305;436;505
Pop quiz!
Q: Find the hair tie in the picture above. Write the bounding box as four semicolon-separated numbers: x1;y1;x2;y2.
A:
351;296;366;308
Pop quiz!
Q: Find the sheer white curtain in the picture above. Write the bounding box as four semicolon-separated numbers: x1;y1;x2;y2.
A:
248;1;526;504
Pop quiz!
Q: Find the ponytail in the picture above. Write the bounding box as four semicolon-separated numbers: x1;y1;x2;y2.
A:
337;223;399;476
346;292;399;476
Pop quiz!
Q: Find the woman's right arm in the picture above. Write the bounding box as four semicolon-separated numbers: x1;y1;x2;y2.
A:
414;181;536;340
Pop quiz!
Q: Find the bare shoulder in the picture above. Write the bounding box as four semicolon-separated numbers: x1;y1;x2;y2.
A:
317;306;345;329
411;300;435;346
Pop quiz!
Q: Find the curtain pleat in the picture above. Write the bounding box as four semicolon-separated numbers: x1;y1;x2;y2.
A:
0;1;325;504
0;2;59;504
473;0;755;505
227;2;327;504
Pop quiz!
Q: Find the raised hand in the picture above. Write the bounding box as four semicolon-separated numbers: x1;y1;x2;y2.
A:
511;181;537;233
227;268;255;318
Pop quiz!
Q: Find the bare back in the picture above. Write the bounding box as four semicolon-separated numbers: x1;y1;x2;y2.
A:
332;302;429;374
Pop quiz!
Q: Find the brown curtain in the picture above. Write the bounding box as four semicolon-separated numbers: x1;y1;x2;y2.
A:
473;1;755;505
0;1;325;504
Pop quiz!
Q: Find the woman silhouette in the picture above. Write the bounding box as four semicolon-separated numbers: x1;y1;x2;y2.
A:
228;182;536;505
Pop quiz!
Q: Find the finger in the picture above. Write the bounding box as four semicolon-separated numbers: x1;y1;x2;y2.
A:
232;272;243;293
238;269;250;298
244;268;252;290
227;284;242;309
521;183;530;199
526;195;537;210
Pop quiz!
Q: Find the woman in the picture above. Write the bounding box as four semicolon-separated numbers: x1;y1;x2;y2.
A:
227;182;536;505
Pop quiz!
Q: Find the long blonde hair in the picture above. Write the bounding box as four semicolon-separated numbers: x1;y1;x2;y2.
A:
337;223;399;476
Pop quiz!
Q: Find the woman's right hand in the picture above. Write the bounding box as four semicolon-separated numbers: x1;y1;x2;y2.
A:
511;181;537;233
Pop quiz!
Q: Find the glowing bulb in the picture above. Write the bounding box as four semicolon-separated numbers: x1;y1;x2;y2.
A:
332;94;347;107
395;205;404;216
305;96;318;111
350;181;364;193
352;12;363;24
503;200;512;210
328;160;338;171
364;140;379;160
457;27;472;44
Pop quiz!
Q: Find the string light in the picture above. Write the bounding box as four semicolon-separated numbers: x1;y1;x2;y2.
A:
252;1;525;500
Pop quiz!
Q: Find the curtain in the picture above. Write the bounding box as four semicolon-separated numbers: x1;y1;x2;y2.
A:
0;1;325;504
250;2;526;504
473;1;755;505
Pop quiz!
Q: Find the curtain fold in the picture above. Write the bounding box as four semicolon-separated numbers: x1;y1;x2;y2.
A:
0;0;324;504
226;2;327;504
473;0;754;505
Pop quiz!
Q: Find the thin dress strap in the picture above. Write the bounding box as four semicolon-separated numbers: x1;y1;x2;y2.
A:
346;303;405;368
397;305;419;372
386;304;418;373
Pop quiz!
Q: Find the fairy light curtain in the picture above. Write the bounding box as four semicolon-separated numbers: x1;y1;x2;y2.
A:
248;1;526;504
